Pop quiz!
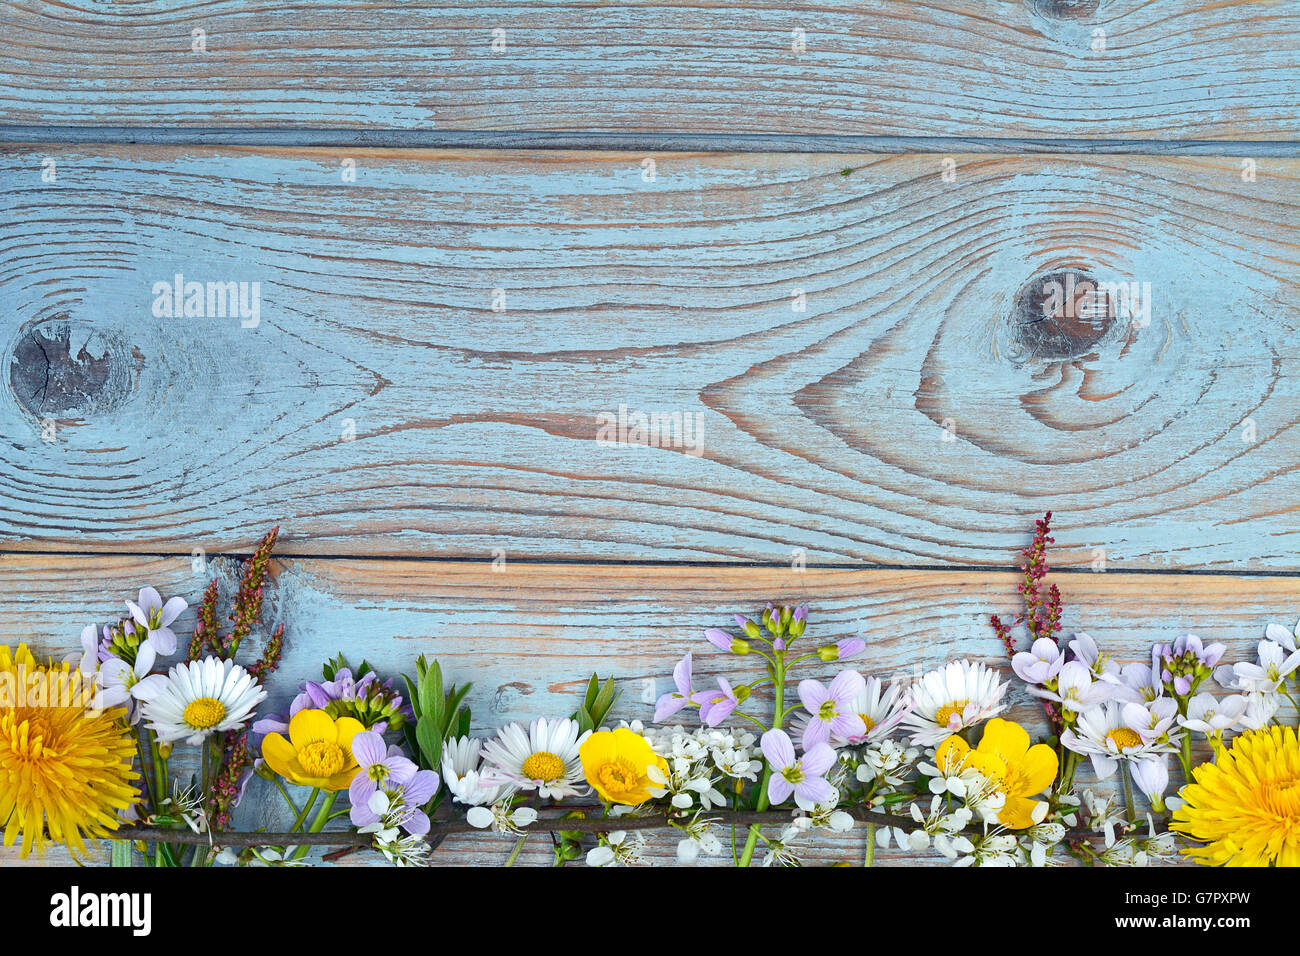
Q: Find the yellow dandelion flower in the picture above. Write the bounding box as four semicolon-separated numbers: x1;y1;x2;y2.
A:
1172;724;1300;866
0;644;138;858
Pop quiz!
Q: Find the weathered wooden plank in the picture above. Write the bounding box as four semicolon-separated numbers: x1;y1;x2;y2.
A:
1;556;1294;866
5;556;1292;727
2;146;1296;568
1;1;1297;140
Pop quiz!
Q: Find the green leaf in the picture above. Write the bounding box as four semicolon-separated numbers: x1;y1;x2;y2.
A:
419;660;444;727
416;717;442;769
402;673;422;719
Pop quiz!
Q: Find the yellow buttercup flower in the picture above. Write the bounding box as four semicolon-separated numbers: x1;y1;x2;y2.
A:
579;728;669;805
262;709;364;790
0;644;138;858
1172;725;1300;866
936;717;1058;829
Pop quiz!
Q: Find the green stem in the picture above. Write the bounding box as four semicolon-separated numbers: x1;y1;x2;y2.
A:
1121;764;1137;823
289;788;321;834
738;656;785;867
1179;732;1194;783
274;779;303;818
864;823;876;867
505;833;528;866
288;791;338;861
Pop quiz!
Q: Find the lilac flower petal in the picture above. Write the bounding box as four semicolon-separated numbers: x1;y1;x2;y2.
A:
385;754;420;787
827;669;866;702
654;692;688;723
800;742;836;777
761;729;795;769
800;720;831;749
159;596;188;627
796;777;834;806
147;627;177;656
673;653;693;695
402;809;431;836
403;769;440;806
350;774;377;810
830;712;867;739
766;776;794;806
798;679;829;711
351;731;388;768
704;628;732;652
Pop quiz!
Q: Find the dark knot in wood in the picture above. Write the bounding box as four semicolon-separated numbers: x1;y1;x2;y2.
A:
1034;0;1101;19
7;321;136;419
1013;270;1115;360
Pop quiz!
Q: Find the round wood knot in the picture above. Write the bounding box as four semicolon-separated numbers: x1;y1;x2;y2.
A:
1012;270;1115;360
1034;0;1101;19
7;320;138;419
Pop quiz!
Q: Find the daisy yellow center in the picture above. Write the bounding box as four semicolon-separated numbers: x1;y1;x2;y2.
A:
936;699;969;728
182;697;227;730
298;740;346;777
595;757;642;796
859;714;876;732
521;750;566;782
1106;727;1142;750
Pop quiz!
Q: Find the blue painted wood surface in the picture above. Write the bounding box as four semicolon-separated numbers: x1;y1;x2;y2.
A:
1;2;1298;140
1;147;1296;568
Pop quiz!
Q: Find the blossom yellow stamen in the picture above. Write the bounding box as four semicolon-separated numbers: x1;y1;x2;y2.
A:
521;751;566;782
596;757;642;796
182;696;227;730
935;699;969;728
1106;727;1142;750
298;741;346;777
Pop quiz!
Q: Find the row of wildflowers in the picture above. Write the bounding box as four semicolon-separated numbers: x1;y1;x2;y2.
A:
2;517;1298;866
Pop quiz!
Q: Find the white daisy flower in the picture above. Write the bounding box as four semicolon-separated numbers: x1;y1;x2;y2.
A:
902;660;1008;745
1060;701;1174;779
135;657;266;745
481;716;590;799
441;735;505;806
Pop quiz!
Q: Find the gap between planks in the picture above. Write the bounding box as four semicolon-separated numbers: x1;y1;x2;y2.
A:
3;127;1300;156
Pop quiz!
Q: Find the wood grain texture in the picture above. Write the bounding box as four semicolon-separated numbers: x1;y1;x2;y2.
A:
0;555;1295;866
2;146;1297;568
1;1;1298;140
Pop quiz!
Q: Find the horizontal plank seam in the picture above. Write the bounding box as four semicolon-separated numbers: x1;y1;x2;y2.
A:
2;127;1299;156
2;549;1297;578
